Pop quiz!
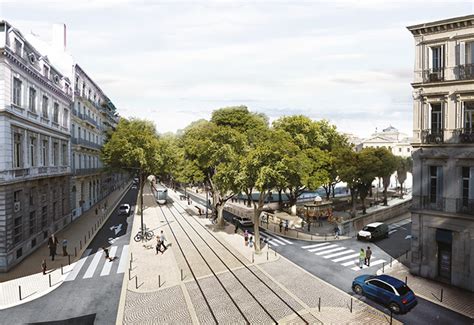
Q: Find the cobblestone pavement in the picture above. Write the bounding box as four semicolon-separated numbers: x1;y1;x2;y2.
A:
379;256;474;319
118;185;399;324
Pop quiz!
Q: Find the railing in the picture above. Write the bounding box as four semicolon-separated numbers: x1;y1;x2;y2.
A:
421;129;444;144
457;128;474;143
74;168;102;176
412;195;445;211
0;166;70;182
422;68;444;82
456;198;474;215
454;64;474;80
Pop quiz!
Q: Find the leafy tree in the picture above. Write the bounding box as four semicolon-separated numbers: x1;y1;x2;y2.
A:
336;147;360;216
373;147;398;205
357;148;382;214
396;156;413;198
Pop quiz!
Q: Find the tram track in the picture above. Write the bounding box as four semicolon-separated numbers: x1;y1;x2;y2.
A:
156;189;310;324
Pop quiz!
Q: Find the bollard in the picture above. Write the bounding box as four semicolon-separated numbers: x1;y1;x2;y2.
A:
129;268;131;280
19;285;22;301
135;276;138;289
267;251;269;260
390;257;392;267
158;275;161;288
75;247;77;257
405;276;407;285
49;274;52;287
130;259;132;270
390;310;393;324
318;297;321;312
252;252;254;263
181;269;184;281
131;252;133;262
80;241;82;250
350;297;353;313
68;254;71;265
84;235;86;244
382;262;385;273
61;264;63;275
440;288;443;302
88;230;90;239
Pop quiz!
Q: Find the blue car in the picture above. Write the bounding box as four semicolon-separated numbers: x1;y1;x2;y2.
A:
352;274;417;314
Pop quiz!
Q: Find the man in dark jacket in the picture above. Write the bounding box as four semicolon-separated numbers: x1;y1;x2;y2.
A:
48;234;59;261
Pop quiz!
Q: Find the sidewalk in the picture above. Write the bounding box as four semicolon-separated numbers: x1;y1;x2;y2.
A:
116;187;400;324
0;182;131;310
377;254;474;319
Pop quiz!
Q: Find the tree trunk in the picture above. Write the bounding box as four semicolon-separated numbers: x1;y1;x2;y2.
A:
323;185;330;200
383;175;391;205
252;194;265;253
278;189;283;209
399;181;404;199
331;183;336;198
216;203;225;228
288;194;297;216
350;188;357;218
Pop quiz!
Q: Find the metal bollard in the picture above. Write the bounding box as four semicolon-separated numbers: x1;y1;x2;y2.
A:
382;262;385;273
267;251;269;260
440;288;443;302
390;257;392;267
350;297;353;313
131;253;133;262
318;297;321;312
49;274;52;287
88;230;90;239
158;275;161;288
19;285;22;301
181;269;184;281
61;264;63;275
130;259;132;270
75;247;77;257
405;276;407;285
129;268;131;280
80;241;82;250
325;234;327;240
252;252;254;263
135;276;138;289
390;310;393;324
84;235;86;244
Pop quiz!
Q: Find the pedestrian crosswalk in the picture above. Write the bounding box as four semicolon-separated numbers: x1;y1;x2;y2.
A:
250;230;293;247
64;245;129;282
300;242;387;272
388;218;411;235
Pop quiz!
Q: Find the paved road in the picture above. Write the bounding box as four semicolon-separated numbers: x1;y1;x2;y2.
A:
184;192;472;325
1;187;137;325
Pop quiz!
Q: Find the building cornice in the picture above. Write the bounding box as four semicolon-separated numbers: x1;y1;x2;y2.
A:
407;14;474;36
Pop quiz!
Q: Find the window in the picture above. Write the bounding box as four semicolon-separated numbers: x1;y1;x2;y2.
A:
431;103;442;134
29;136;37;166
82;83;85;96
464;102;474;132
462;167;471;207
14;190;22;204
28;88;36;112
42;96;49;118
72;153;75;171
13;132;23;168
75;77;79;90
43;65;49;79
13;77;22;106
398;148;402;152
63;108;68;127
62;144;67;165
14;216;22;244
53;103;59;123
78;127;81;139
430;166;441;203
78;154;82;169
29;211;36;236
431;46;443;71
29;188;35;206
407;148;410;152
53;142;59;166
41;139;48;166
41;206;47;228
465;42;474;65
14;38;23;56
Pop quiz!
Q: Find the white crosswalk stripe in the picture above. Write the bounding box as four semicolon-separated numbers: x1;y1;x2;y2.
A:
315;246;347;256
331;253;360;262
117;245;129;273
83;250;103;279
324;249;355;259
388;230;397;235
308;244;338;252
100;246;118;276
301;242;331;249
64;249;92;282
265;232;293;244
341;259;360;267
351;259;386;271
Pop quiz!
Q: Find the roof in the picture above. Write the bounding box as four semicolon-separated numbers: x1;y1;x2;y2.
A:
366;222;384;227
377;274;405;287
407;14;474;35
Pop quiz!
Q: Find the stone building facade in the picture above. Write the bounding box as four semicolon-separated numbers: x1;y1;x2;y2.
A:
0;21;72;271
408;15;474;292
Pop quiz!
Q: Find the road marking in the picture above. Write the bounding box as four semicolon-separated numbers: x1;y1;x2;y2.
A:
64;249;92;282
351;259;386;271
342;259;360;267
316;246;347;256
264;232;292;244
405;235;412;240
117;245;129;273
388;230;397;235
100;246;118;276
301;242;330;249
83;250;103;279
332;253;360;262
308;244;338;252
324;249;355;259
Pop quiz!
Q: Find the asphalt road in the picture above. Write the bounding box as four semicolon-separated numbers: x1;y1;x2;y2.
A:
1;186;137;325
185;191;472;325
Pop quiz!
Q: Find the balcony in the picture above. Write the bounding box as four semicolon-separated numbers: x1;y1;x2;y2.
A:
457;128;474;143
454;64;474;81
422;68;444;83
412;195;446;211
421;129;444;144
456;198;474;216
74;168;102;176
0;166;70;182
72;137;102;150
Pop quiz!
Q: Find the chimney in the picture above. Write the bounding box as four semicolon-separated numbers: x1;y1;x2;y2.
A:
52;23;66;51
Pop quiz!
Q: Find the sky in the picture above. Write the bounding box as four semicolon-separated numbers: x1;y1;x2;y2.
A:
1;0;473;138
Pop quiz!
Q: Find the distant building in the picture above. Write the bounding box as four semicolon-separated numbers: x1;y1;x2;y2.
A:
408;15;474;292
359;126;413;158
0;21;73;271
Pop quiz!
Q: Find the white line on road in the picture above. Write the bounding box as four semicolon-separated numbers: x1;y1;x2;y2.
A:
351;259;385;271
341;259;360;267
64;249;92;282
264;232;292;244
100;246;118;276
117;245;129;273
316;247;347;256
83;250;103;279
332;253;360;262
324;249;355;259
308;244;338;252
388;230;397;235
301;242;330;249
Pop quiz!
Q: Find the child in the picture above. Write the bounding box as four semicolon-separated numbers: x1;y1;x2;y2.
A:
249;236;254;248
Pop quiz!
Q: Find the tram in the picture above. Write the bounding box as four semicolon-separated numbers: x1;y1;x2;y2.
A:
154;183;168;205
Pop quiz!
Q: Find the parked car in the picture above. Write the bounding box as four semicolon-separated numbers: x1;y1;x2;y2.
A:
131;184;137;190
352;274;417;314
118;204;130;216
357;222;388;241
234;216;254;228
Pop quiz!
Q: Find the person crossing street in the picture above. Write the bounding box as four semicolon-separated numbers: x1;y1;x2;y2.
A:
359;248;365;269
365;246;372;266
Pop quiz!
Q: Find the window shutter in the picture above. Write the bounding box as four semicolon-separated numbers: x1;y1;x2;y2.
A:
470;167;474;200
459;41;465;66
441;45;445;68
428;47;433;69
437;166;443;199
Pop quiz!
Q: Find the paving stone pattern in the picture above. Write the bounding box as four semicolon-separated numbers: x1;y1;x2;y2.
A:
123;286;192;325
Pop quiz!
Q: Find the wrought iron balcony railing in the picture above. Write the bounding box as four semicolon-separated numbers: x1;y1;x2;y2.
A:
456;198;474;216
458;128;474;143
454;64;474;81
412;195;446;211
421;129;444;144
422;68;444;82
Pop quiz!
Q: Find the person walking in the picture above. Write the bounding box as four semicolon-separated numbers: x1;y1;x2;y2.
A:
159;230;167;253
334;225;340;239
244;229;249;246
279;221;283;232
359;248;365;269
48;234;59;261
234;219;239;233
155;236;162;255
284;220;289;232
249;236;254;248
41;259;47;275
365;247;372;266
102;247;114;262
62;239;68;256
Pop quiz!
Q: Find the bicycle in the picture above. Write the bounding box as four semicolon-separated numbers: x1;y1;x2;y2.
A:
134;228;154;242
